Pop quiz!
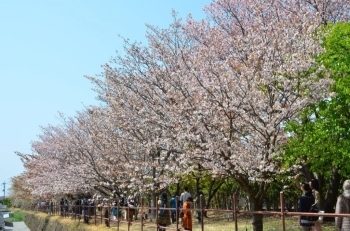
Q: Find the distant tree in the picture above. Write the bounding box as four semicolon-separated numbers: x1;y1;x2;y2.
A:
2;198;12;207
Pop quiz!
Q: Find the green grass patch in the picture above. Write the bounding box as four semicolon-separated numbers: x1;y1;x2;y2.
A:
4;209;25;222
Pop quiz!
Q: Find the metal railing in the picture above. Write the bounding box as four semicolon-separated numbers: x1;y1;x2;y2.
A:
23;192;349;231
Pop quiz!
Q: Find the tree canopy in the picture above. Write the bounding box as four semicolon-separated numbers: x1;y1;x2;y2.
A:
13;1;350;231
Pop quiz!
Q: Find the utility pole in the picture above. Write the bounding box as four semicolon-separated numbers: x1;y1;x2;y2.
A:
2;181;5;198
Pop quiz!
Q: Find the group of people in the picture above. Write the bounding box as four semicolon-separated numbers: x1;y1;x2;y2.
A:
55;195;137;227
38;178;350;231
295;174;322;231
157;187;205;231
99;194;138;227
296;174;350;231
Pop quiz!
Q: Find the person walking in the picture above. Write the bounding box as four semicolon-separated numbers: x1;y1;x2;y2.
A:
335;180;350;231
82;198;89;223
170;194;177;223
180;187;191;208
182;197;193;231
195;191;205;223
60;198;64;216
158;192;171;231
102;198;110;227
126;194;136;222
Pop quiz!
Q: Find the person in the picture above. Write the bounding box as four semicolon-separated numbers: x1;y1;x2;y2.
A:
182;197;193;231
89;199;95;217
60;198;64;216
82;198;89;223
49;200;54;215
126;195;136;222
335;180;350;230
295;174;322;231
180;187;191;208
74;198;82;219
158;192;171;231
111;201;118;221
170;194;177;223
64;199;69;217
102;198;110;227
195;191;205;223
298;183;316;231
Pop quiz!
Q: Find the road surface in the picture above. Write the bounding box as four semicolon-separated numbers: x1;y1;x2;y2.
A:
4;222;30;231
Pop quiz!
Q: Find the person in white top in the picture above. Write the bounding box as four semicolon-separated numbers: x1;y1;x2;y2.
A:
180;187;191;207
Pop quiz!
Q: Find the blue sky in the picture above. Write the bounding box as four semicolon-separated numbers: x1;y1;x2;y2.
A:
0;0;211;196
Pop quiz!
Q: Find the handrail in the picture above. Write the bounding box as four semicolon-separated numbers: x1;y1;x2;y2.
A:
22;193;350;231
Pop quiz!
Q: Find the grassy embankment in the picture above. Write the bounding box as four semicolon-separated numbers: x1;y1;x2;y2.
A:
16;210;340;231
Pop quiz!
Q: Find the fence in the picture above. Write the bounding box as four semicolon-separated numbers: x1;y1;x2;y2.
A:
24;192;348;231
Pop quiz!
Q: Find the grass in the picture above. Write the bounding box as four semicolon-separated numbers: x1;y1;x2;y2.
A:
4;209;25;222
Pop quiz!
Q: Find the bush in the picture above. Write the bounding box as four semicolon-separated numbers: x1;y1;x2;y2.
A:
2;198;12;208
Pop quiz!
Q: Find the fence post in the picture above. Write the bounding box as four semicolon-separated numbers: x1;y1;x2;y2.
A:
280;191;286;231
200;195;204;231
100;203;103;225
94;202;96;226
156;196;159;231
233;193;238;231
117;198;120;231
127;205;131;231
176;196;179;231
108;203;110;228
140;197;144;231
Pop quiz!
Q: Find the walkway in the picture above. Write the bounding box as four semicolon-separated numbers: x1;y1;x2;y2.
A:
4;222;30;231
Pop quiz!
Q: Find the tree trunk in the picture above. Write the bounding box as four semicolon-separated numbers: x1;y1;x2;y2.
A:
324;166;341;221
206;179;224;209
251;201;264;231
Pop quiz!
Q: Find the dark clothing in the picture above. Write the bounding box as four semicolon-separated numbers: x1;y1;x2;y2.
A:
82;199;89;223
158;202;171;230
298;193;315;228
60;199;64;216
170;197;177;223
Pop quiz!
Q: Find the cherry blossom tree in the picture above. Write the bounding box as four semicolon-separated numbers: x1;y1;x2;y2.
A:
91;1;349;230
176;1;348;230
15;1;349;230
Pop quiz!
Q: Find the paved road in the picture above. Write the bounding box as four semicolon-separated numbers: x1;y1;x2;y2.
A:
4;222;30;231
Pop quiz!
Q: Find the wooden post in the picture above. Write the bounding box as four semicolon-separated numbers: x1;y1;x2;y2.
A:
280;191;286;231
140;197;144;231
117;198;120;231
108;203;110;228
127;205;130;231
94;202;96;226
200;195;204;231
156;196;159;230
100;203;103;225
233;194;238;231
176;196;179;231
